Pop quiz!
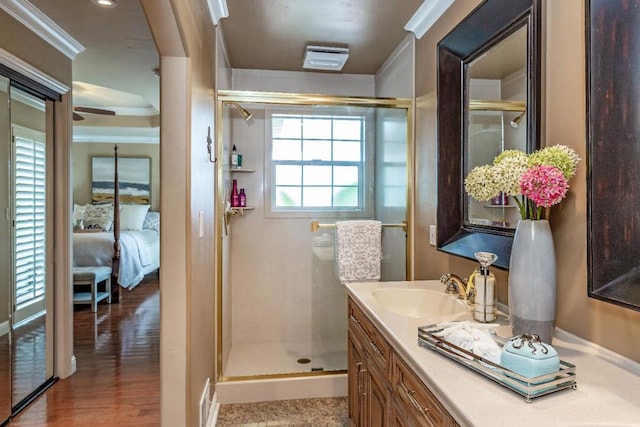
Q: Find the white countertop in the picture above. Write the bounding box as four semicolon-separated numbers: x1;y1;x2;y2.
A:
345;280;640;427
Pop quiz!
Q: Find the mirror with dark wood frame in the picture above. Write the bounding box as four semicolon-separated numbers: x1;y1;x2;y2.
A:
587;0;640;311
436;0;541;270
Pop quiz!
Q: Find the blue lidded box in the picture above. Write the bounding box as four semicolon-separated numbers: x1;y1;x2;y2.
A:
501;334;560;383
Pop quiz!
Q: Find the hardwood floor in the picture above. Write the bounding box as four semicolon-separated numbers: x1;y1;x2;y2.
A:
11;275;160;426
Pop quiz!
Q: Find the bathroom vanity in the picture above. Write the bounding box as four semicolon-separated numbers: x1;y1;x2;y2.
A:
346;280;640;426
348;297;458;426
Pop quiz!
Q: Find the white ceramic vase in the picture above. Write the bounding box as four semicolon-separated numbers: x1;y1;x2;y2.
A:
508;219;557;343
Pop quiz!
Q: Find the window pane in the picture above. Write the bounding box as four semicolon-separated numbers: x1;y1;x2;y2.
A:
334;187;358;207
269;111;367;213
273;115;301;139
275;165;302;185
333;119;361;140
304;165;332;185
334;166;358;185
273;139;302;160
275;187;301;207
303;187;332;207
333;140;361;161
303;140;331;161
303;118;331;139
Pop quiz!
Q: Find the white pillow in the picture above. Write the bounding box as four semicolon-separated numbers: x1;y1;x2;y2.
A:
120;204;150;231
83;203;114;231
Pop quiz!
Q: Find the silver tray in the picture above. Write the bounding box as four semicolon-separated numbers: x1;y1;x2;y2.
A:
417;324;577;402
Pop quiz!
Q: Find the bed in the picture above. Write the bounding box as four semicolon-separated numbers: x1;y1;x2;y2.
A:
72;146;159;301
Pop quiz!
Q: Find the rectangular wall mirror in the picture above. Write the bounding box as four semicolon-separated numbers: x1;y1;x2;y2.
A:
436;0;542;269
587;0;640;310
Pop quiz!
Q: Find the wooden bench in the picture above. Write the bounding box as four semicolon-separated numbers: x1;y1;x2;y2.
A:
72;266;112;312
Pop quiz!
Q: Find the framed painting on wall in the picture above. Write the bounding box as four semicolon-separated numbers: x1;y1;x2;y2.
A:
91;156;151;205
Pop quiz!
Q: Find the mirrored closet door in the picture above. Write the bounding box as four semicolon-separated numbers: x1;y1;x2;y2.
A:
0;73;12;427
0;71;55;425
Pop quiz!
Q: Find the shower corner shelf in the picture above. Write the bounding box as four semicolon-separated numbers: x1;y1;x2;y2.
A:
228;206;254;216
230;168;255;173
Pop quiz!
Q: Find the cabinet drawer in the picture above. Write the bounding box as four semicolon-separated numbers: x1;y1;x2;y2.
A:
348;298;391;378
392;354;458;427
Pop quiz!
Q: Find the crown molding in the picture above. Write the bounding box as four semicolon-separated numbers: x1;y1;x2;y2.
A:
0;48;70;94
206;0;228;25
73;126;159;144
404;0;455;40
0;0;85;59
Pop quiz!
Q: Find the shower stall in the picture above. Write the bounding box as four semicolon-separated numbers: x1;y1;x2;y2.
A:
215;91;412;400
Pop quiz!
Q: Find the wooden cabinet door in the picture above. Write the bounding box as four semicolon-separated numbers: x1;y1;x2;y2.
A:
367;360;389;427
393;355;459;427
348;332;366;426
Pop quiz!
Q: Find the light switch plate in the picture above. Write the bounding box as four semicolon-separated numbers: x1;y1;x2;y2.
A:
429;225;436;246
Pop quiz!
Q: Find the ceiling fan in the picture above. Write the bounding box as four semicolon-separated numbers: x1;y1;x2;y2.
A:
73;106;116;121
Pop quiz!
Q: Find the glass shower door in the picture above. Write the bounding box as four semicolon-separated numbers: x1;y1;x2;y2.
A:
219;97;410;380
309;106;408;373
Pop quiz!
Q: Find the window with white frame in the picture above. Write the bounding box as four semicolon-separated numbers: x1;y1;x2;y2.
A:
13;126;46;320
269;112;368;212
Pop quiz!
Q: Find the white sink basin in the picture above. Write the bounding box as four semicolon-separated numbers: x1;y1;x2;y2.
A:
371;288;468;318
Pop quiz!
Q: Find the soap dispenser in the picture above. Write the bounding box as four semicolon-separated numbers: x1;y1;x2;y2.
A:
473;251;498;323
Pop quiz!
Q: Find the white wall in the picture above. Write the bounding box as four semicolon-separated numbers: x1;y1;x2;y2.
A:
375;34;415;99
232;69;375;96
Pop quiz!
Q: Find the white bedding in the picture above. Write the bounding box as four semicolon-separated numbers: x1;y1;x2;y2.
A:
73;229;160;289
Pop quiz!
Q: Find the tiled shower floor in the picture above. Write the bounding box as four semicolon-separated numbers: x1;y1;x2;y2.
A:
216;397;348;426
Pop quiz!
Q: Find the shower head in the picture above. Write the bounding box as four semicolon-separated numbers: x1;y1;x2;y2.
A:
230;102;252;122
510;111;526;128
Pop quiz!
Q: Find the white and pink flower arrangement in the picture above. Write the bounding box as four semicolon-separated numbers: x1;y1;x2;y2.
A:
464;145;580;220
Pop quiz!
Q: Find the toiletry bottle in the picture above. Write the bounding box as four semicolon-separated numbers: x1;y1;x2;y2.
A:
473;265;496;322
239;188;246;207
231;145;238;169
231;179;239;207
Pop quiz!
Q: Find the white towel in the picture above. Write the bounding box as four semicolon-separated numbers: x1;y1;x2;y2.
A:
335;220;382;283
435;321;501;363
473;340;502;365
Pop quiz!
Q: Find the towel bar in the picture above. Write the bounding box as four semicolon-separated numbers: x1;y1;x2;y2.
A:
310;220;407;233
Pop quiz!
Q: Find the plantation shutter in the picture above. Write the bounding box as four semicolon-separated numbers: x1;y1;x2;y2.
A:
13;130;46;315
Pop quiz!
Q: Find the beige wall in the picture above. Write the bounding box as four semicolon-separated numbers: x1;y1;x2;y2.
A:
71;142;160;211
413;0;640;362
142;0;217;425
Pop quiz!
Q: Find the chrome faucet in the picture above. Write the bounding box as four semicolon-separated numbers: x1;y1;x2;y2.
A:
440;273;468;299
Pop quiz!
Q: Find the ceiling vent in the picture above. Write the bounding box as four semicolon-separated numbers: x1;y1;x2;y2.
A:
303;45;349;71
